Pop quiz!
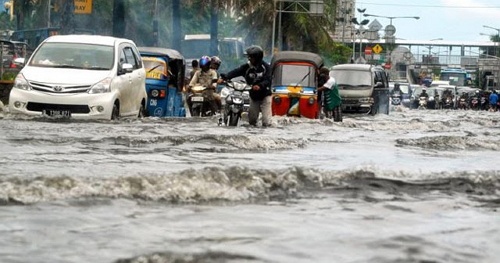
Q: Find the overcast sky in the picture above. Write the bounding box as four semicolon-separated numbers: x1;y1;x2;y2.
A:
356;0;500;42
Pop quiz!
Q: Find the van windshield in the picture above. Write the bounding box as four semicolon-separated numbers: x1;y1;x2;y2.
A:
29;42;114;70
330;70;371;87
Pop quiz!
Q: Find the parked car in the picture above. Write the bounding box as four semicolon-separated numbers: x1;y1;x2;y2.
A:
9;35;147;120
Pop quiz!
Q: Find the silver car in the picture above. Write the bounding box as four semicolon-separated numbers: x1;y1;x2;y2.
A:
9;34;147;120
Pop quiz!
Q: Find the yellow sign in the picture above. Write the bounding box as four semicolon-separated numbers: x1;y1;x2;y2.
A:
74;0;93;14
372;44;383;54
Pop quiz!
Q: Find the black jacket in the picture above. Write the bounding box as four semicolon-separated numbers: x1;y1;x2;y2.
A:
223;61;272;101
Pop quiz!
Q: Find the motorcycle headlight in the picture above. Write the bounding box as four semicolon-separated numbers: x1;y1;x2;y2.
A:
233;82;246;90
13;73;31;90
89;77;112;94
220;87;230;98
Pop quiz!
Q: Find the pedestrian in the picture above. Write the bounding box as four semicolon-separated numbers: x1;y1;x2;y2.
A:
316;67;342;121
219;45;272;127
489;90;498;111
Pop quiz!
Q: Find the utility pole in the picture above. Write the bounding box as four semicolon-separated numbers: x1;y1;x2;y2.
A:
112;0;125;38
210;0;218;56
172;0;182;51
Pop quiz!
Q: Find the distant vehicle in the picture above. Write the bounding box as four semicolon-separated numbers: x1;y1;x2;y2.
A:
9;35;147;120
330;64;390;115
9;27;95;50
439;68;472;87
181;34;245;73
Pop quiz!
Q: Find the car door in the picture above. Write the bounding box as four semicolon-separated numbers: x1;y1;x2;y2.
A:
118;44;143;115
128;45;146;111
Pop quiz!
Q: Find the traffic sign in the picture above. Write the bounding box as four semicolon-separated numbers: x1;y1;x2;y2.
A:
372;44;383;54
364;46;372;55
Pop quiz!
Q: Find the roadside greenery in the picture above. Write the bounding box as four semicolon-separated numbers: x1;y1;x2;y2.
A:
5;0;351;64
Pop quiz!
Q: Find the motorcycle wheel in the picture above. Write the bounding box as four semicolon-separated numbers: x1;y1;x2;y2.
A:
333;106;342;122
228;112;239;126
191;107;201;117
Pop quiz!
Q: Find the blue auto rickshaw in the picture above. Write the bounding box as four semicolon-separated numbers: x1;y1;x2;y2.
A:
138;47;186;117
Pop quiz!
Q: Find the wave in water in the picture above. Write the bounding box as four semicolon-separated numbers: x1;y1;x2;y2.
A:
1;166;498;205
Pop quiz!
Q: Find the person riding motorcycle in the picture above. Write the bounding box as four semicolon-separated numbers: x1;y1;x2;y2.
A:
419;88;429;98
188;55;219;115
209;56;223;111
218;45;272;127
210;56;222;74
391;83;402;95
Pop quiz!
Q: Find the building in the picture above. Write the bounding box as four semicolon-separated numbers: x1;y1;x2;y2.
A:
332;0;355;44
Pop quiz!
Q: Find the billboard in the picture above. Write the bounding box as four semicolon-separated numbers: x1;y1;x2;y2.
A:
74;0;93;14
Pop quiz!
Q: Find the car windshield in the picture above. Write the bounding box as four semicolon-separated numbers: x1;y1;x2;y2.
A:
276;64;314;87
29;42;114;70
330;70;371;87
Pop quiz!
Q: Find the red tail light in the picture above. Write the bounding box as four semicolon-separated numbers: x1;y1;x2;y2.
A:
159;90;166;98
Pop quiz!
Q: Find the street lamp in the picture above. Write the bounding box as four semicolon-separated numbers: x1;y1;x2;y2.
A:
362;14;419;44
482;25;500;57
363;14;420;25
425;38;443;65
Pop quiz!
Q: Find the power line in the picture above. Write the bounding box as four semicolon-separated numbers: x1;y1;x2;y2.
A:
357;2;500;9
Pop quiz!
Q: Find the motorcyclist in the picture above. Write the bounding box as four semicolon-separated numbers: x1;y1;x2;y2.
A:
419;88;429;98
210;56;223;110
188;55;219;115
218;45;272;127
391;83;402;96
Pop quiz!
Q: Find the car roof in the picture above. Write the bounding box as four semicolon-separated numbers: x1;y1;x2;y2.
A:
271;51;324;68
43;34;134;46
331;63;383;71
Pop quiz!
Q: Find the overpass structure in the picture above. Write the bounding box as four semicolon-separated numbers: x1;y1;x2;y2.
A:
352;38;499;88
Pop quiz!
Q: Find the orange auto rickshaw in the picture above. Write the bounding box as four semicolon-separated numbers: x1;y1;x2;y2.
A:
270;51;324;119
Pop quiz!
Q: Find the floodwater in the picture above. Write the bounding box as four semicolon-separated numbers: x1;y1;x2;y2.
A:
0;106;499;263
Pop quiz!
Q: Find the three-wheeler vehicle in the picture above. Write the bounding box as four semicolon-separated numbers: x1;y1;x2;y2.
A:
270;51;324;119
138;47;186;117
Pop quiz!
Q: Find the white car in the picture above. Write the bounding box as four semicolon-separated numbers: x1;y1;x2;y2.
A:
9;35;147;120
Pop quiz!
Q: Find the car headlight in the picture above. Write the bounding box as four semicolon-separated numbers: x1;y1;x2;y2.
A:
13;73;31;90
89;77;112;94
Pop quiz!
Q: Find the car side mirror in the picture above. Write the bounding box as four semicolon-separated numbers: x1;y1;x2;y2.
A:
14;57;25;66
119;63;133;75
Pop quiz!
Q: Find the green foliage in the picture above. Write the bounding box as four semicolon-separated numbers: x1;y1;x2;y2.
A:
8;0;350;63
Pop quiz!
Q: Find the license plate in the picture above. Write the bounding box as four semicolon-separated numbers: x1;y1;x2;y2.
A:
191;96;204;102
43;109;71;118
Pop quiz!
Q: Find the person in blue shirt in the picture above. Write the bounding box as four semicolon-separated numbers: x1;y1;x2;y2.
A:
489;90;498;112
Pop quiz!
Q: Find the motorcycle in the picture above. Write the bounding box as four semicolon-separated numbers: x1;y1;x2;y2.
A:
458;97;468;110
443;96;454;109
390;91;402;106
188;85;212;117
470;96;479;110
418;96;428;109
219;80;251;126
480;96;488;111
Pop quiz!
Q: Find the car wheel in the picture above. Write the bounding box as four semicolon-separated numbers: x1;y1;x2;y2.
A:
138;101;147;118
111;103;119;120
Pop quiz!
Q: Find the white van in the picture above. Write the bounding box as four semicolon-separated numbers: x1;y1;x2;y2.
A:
9;35;147;120
330;64;390;115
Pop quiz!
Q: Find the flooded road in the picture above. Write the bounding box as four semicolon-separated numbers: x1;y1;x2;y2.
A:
0;107;499;263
